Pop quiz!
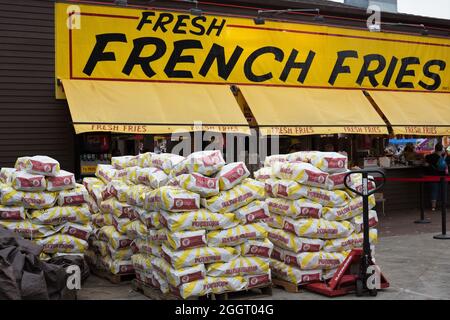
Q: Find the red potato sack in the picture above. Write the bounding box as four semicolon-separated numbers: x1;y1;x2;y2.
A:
25;155;60;177
12;171;46;192
59;222;93;241
0;205;26;221
47;170;76;191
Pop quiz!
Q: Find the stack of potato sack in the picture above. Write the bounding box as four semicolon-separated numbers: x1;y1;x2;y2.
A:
131;150;271;299
85;153;173;275
0;155;92;259
255;151;378;285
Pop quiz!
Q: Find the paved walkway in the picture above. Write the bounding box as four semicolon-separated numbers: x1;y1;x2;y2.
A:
77;210;450;300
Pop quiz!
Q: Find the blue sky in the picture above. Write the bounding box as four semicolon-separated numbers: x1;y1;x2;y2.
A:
330;0;450;19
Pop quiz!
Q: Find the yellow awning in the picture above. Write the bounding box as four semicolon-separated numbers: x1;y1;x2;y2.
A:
239;86;388;136
369;91;450;136
62;80;250;135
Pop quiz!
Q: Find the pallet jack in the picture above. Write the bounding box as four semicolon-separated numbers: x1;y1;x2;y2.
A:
305;169;390;297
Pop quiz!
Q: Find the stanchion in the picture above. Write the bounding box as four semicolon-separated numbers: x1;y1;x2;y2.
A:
433;176;450;240
415;181;431;224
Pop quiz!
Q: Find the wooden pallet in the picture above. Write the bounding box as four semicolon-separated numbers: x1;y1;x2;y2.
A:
89;264;135;284
272;278;303;293
132;279;273;300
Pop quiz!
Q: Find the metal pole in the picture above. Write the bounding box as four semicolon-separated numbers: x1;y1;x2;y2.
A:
434;177;450;240
361;172;371;284
415;181;430;224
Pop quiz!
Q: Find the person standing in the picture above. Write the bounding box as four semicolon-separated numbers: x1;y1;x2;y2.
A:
425;143;449;211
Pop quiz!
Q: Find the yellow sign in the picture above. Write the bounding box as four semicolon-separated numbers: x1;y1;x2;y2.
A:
55;2;450;98
80;165;97;175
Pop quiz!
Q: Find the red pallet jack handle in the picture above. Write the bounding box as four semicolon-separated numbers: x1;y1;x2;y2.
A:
305;169;390;297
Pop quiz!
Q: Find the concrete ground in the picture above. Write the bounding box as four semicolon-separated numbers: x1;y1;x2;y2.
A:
77;209;450;300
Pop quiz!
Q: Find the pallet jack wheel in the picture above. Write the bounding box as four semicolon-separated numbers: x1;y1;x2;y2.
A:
369;288;378;297
356;279;363;297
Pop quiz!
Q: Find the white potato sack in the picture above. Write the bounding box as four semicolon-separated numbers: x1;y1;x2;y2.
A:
144;186;200;212
107;245;134;261
324;229;378;252
271;179;302;200
352;210;378;233
238;238;274;258
322;195;376;221
0;168;16;184
283;250;349;270
147;228;168;243
265;213;285;229
131;238;161;257
30;204;91;225
322;268;338;280
245;273;272;289
296;185;351;207
309;152;348;173
0;205;25;221
102;180;130;202
151;257;206;287
183;150;225;176
12;171;46;192
135;208;161;229
283;217;354;239
59;222;92;241
117;166;139;184
234;200;270;224
131;253;154;273
1;186;57;209
167;229;207;250
125;184;153;207
325;171;351;190
272;162;329;188
266;197;322;219
150;153;185;174
152;270;170;293
172;276;246;299
111;155;139;169
137;152;152;168
270;259;322;285
161;244;239;269
264;154;289;167
82;177;104;194
171;173;219;197
86;195;100;214
270;246;285;262
159;209;238;232
122;220;148;239
100;198;136;220
347;175;377;198
95;164;118;184
286;151;311;163
14;157;29;171
216;162;250;191
136;167;168;188
207;222;268;247
98;226;133;250
37;234;88;254
25;155;60;176
91;213;114;228
253;167;273;181
112;214;135;233
264;179;278;198
267;227;324;253
201;178;265;213
47;170;76;191
0;220;57;239
57;184;89;206
101;255;135;275
207;256;270;277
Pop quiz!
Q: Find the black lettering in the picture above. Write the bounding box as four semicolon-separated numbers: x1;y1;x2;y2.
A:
199;44;243;80
328;50;358;85
164;40;202;78
356;54;386;87
122;37;166;78
244;47;284;82
395;57;420;88
382;56;398;87
173;15;189;34
137;12;155;31
83;33;127;76
190;16;207;35
279;49;315;83
206;18;226;36
419;60;446;91
153;13;174;33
